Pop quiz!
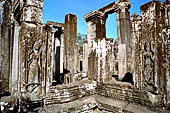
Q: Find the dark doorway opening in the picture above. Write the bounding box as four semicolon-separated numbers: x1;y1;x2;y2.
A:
55;46;60;74
121;72;134;85
80;61;83;72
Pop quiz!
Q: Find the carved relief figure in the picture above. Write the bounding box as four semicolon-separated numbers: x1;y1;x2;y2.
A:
26;40;42;101
143;41;155;92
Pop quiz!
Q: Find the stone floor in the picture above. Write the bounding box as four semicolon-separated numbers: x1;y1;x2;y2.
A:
95;95;170;113
28;95;170;113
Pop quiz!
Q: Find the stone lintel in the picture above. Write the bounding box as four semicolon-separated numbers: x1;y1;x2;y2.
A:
46;21;64;28
99;2;117;14
99;0;131;15
84;10;106;22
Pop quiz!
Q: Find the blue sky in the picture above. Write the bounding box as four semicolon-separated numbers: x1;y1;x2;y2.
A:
43;0;164;39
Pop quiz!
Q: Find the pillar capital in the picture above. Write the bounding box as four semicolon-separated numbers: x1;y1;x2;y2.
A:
115;0;131;12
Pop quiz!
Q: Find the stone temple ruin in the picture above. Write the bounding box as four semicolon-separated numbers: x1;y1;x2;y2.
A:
0;0;170;112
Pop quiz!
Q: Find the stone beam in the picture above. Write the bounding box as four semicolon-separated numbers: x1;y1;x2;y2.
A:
99;2;117;14
99;0;131;15
46;21;64;28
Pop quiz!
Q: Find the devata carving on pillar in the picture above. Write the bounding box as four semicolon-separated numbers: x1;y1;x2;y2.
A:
27;40;42;101
143;40;156;93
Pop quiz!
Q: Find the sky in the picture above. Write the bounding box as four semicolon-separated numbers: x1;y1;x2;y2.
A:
43;0;164;39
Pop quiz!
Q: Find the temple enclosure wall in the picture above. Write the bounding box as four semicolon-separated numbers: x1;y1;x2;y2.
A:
0;0;170;112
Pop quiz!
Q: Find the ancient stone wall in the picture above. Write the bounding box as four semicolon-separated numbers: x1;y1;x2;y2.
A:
97;81;163;107
116;1;132;80
83;38;114;82
133;0;170;107
96;38;114;82
45;80;97;105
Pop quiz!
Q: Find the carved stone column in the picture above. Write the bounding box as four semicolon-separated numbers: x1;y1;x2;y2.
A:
116;0;132;80
84;10;107;81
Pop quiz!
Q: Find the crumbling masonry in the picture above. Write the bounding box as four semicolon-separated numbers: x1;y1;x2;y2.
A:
0;0;170;113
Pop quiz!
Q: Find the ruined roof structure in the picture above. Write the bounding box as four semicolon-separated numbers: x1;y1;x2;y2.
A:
0;0;170;113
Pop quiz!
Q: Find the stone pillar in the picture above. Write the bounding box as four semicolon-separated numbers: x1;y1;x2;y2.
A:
64;14;77;74
164;0;170;106
165;0;170;26
130;13;142;88
83;38;88;74
167;28;170;107
0;1;12;94
18;0;44;102
60;27;64;73
116;1;132;80
84;10;107;81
